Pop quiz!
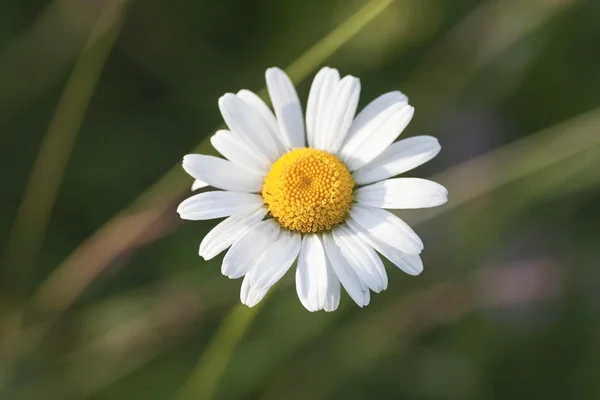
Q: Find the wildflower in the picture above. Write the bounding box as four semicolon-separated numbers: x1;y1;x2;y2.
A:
178;67;447;311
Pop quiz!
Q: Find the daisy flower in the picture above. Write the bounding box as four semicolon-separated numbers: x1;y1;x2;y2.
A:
178;67;447;311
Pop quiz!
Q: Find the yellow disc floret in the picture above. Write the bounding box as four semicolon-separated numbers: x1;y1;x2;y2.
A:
262;148;355;233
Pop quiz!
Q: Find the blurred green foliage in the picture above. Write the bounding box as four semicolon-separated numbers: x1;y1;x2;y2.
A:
1;0;600;399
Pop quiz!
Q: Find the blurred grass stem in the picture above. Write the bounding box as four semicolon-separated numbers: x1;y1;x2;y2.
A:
280;0;395;87
1;0;128;298
178;303;265;400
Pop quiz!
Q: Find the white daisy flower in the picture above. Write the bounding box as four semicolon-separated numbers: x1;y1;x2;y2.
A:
178;67;447;311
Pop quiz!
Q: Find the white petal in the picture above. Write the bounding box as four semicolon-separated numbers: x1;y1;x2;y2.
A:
323;256;341;312
265;67;305;149
182;154;263;193
305;67;331;149
348;204;423;255
322;232;370;307
296;233;329;312
210;130;271;175
320;75;361;154
352;136;441;185
237;90;287;156
346;218;423;275
191;179;208;191
199;206;267;260
219;93;283;162
341;103;414;171
355;178;448;209
343;91;408;145
237;90;279;136
250;229;301;291
312;68;341;149
240;270;268;307
177;191;263;221
221;219;280;279
332;225;387;292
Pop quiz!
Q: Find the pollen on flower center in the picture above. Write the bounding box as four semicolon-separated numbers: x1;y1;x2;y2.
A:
262;148;355;233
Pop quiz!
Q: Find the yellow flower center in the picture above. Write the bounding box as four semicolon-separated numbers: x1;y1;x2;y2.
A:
262;148;355;233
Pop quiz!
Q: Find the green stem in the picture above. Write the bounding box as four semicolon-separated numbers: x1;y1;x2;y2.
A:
0;0;128;393
177;303;265;400
1;0;128;298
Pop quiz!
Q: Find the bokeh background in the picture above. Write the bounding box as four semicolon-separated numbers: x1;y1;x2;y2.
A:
2;0;600;399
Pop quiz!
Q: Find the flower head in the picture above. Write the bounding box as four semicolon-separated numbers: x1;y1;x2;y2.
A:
178;67;447;311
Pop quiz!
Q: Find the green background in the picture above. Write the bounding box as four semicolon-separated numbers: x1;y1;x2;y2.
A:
1;0;600;399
